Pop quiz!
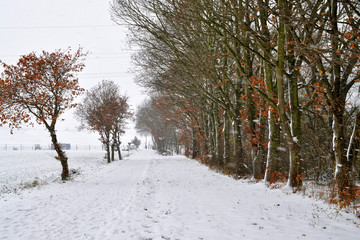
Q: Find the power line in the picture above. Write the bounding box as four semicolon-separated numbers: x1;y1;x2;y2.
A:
0;57;132;62
88;51;137;55
79;72;131;76
0;24;126;30
77;72;134;79
0;51;137;59
79;75;133;79
86;56;131;60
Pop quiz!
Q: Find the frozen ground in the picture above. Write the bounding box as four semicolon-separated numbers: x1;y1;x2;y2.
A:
0;150;359;239
0;150;108;194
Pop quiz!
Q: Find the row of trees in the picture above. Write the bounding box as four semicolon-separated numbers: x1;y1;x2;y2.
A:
0;48;132;179
136;98;180;154
112;0;360;199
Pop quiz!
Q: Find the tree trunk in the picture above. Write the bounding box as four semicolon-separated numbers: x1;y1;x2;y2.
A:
253;108;267;180
329;0;353;198
258;0;281;184
233;116;244;174
202;113;210;162
185;142;190;158
347;111;360;184
258;108;267;177
286;17;303;188
117;143;122;160
111;144;115;161
114;128;122;160
223;111;231;167
243;37;257;179
106;142;111;163
276;0;301;189
49;129;69;180
214;110;224;168
288;140;302;188
334;111;354;198
209;104;217;164
287;89;302;187
264;109;281;183
192;128;199;159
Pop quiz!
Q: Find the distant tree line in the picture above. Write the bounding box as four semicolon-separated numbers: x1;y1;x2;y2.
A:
111;0;360;200
131;136;141;149
135;98;180;154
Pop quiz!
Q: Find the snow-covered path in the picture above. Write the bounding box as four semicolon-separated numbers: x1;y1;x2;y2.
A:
0;150;359;240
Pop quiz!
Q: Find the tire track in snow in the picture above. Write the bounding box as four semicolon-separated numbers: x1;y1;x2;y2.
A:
118;157;162;239
117;156;186;240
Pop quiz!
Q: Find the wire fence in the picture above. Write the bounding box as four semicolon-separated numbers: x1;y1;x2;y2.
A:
0;144;105;151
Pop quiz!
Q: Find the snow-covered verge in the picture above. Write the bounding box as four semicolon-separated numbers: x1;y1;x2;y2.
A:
0;150;359;240
0;150;114;195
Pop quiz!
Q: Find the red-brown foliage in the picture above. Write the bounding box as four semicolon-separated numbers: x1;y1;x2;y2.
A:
0;48;85;131
0;47;86;180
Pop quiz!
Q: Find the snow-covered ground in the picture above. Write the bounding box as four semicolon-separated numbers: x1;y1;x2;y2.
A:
0;150;109;194
0;150;359;239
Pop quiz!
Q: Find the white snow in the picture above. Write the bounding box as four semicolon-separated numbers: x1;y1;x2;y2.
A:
1;150;359;239
277;147;288;152
0;150;107;194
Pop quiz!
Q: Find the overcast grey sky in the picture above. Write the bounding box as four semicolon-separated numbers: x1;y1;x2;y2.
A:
0;0;146;145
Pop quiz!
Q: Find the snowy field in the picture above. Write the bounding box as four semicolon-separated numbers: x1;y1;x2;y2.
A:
0;150;110;195
0;150;359;240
